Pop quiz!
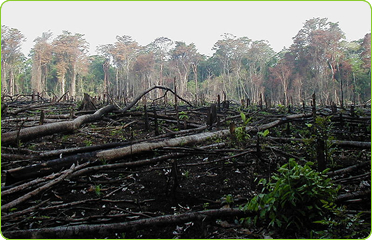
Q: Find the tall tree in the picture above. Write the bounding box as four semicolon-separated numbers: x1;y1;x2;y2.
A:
290;18;345;103
244;40;275;102
212;34;254;99
100;36;140;98
1;25;26;95
170;41;199;96
149;37;173;86
52;31;89;98
269;52;293;105
31;31;53;96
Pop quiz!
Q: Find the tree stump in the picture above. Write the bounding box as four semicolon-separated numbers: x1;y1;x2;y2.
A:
78;93;97;111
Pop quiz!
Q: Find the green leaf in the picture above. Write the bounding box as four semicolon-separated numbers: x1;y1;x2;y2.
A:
240;112;246;122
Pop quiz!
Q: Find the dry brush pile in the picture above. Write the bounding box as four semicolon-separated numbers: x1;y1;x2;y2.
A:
1;87;371;238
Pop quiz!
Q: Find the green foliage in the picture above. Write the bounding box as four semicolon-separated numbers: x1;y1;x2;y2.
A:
235;126;250;142
222;194;234;205
203;202;210;210
94;184;102;197
277;103;286;113
305;116;337;167
241;159;340;235
311;201;370;238
182;170;190;178
83;139;93;146
240;112;252;126
258;129;270;137
178;111;189;120
234;112;252;142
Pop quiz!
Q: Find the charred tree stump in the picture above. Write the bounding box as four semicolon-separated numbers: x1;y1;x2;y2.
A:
207;104;217;129
153;107;160;136
78;93;97;111
312;92;316;120
331;102;337;114
144;104;150;131
170;159;179;201
39;110;45;125
256;134;261;158
317;138;326;172
217;94;221;112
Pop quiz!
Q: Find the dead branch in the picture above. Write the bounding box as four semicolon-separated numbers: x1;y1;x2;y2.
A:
9;102;74;116
1;199;50;221
1;172;61;197
337;189;371;202
2;208;251;238
121;85;193;113
5;153;95;185
327;161;370;177
1;163;76;211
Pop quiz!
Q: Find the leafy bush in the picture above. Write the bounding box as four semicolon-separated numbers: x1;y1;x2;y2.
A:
241;159;340;234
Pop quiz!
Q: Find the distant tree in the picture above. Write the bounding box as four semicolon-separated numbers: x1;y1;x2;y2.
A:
149;37;173;86
170;41;199;96
244;40;275;102
31;31;53;96
361;33;371;72
133;51;155;95
100;36;140;98
1;25;26;95
290;18;345;104
269;53;293;105
52;31;89;98
212;33;252;99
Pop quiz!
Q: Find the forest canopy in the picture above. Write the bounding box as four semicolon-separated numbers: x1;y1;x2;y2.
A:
1;17;371;106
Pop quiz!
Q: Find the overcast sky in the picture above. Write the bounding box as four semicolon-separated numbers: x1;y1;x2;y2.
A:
1;1;371;57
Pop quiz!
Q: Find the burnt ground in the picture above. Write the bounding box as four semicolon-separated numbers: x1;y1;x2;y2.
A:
1;97;371;239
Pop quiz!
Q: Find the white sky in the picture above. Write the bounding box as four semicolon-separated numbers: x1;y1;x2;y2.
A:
1;1;371;57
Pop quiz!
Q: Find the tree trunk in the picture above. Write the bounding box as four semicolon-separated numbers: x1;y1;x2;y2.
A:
1;105;117;145
70;62;77;98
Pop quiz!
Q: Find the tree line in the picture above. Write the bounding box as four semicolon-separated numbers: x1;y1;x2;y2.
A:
1;17;370;106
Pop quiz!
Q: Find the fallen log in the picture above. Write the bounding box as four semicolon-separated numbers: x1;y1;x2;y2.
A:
327;161;370;177
5;152;96;185
1;105;117;145
2;207;251;238
4;113;312;184
337;189;371;202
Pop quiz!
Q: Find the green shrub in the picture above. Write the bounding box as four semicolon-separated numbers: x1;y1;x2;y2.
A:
241;159;340;234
